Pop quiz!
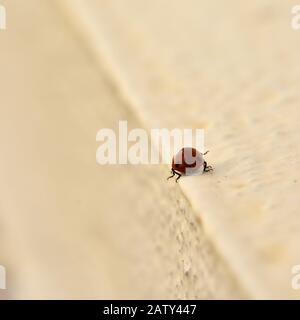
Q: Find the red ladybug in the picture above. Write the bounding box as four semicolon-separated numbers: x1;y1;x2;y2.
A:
167;148;213;182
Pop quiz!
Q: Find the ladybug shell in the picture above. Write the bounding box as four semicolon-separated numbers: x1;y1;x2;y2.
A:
172;147;204;175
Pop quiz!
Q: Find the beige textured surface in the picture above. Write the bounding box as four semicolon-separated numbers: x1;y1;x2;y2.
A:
59;0;300;298
0;0;246;299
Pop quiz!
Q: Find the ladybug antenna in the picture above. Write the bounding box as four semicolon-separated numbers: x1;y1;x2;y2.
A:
203;150;210;155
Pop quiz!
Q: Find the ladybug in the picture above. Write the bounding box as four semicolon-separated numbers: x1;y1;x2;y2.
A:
167;148;213;183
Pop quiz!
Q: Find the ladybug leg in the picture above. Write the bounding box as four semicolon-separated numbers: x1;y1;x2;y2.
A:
203;161;213;173
167;169;176;180
175;172;182;183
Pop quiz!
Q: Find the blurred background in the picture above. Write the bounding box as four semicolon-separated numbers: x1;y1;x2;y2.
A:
0;0;300;299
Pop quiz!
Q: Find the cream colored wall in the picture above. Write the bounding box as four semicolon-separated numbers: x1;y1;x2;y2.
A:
59;0;300;298
0;0;299;299
0;0;245;299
